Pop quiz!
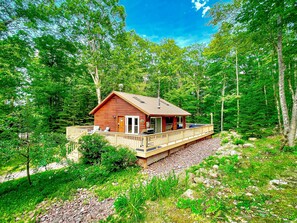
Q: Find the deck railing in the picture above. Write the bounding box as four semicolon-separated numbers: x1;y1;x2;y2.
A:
66;124;214;158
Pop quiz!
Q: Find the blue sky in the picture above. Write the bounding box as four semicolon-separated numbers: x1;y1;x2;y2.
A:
120;0;223;47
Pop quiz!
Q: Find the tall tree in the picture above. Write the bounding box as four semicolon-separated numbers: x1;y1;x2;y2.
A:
63;0;126;103
237;0;297;146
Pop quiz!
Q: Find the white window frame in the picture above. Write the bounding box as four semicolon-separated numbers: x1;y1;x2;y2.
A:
125;116;139;134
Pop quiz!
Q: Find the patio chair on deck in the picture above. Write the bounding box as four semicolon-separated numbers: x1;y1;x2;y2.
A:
88;125;100;134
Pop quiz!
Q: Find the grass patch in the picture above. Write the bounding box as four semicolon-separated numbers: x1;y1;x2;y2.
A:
113;174;179;222
0;155;26;176
141;135;297;222
0;164;140;222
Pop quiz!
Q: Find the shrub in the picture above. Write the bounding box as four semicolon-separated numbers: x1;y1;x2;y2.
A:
78;134;109;164
233;138;245;145
283;145;297;154
221;138;229;145
101;146;137;172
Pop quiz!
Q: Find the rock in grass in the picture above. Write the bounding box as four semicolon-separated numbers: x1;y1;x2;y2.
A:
242;143;254;148
269;179;288;186
209;171;218;179
193;177;204;184
181;189;198;200
212;165;219;170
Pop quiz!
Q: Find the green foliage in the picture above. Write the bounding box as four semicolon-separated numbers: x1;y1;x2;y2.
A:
114;174;179;222
283;145;297;154
0;164;140;222
176;136;297;222
78;134;137;171
221;138;229;145
101;146;137;172
114;184;146;222
145;174;178;201
232;138;245;145
79;134;109;165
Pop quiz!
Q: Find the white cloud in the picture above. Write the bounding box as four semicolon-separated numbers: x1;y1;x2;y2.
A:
193;0;206;11
202;6;210;17
191;0;211;18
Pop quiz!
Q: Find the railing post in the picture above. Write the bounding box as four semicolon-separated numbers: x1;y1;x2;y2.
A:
115;133;118;145
143;136;148;153
166;133;169;145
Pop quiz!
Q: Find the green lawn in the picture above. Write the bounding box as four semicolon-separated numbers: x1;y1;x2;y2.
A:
0;164;141;222
1;135;296;223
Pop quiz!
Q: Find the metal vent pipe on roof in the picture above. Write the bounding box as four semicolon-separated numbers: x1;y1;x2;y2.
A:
157;79;161;109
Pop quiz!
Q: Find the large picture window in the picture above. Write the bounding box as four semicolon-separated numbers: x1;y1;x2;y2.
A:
125;116;139;134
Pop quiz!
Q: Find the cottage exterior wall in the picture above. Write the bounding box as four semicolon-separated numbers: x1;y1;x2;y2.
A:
94;95;146;132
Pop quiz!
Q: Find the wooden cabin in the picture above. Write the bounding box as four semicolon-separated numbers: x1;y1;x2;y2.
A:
89;91;191;134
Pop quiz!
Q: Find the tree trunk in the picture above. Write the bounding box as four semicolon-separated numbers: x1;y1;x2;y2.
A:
288;89;297;146
26;147;32;186
263;85;268;107
276;15;289;137
235;49;240;129
90;65;101;104
221;74;226;132
273;83;282;133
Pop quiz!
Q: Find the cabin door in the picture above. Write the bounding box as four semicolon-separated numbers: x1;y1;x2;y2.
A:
118;116;125;133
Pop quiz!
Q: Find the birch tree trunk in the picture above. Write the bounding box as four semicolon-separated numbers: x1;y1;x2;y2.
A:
273;83;282;133
288;89;297;146
221;73;226;132
235;49;240;129
276;15;296;147
276;16;289;135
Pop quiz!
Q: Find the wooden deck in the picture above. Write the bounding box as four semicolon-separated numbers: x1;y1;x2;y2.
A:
66;124;214;159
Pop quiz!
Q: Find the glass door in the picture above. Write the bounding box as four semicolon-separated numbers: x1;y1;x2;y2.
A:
125;116;139;134
150;117;162;133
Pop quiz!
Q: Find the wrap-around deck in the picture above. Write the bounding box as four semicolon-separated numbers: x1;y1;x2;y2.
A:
66;124;214;159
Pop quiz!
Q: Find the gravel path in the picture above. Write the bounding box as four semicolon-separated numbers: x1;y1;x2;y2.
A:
36;189;114;223
143;137;221;177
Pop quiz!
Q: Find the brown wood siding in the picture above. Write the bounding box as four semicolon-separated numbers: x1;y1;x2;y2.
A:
162;117;166;132
173;117;177;130
94;95;146;132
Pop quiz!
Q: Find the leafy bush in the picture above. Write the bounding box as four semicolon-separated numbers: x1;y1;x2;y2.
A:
283;145;297;154
101;146;137;172
233;138;245;145
78;134;109;164
221;138;229;145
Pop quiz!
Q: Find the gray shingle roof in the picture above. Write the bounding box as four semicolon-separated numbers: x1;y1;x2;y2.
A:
90;91;191;116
